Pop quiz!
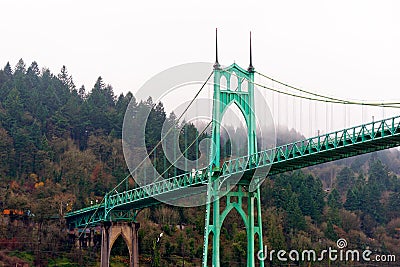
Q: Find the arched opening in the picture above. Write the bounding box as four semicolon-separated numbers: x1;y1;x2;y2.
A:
110;234;130;266
220;75;228;90
220;103;248;162
220;208;247;267
230;73;239;91
241;79;249;92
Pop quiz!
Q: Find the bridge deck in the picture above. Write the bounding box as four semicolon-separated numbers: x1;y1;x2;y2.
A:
65;115;400;228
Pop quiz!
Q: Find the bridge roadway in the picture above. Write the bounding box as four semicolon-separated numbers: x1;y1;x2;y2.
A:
65;115;400;228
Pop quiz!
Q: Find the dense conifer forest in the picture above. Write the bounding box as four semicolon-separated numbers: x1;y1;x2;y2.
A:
0;60;399;266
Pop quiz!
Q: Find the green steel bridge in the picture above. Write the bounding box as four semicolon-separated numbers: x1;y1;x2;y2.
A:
65;32;400;267
65;114;400;228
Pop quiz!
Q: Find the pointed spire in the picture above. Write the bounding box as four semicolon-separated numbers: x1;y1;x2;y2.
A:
213;28;220;70
248;31;254;72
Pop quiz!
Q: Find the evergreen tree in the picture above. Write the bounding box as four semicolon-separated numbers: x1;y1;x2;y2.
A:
336;167;355;194
14;58;26;75
4;88;23;125
0;128;14;177
265;208;286;251
27;61;40;77
0;62;13;99
344;187;361;211
387;192;400;220
86;76;116;133
285;194;306;232
327;188;342;209
368;158;389;191
58;65;76;91
78;85;86;99
362;183;385;223
327;188;342;227
3;62;12;78
145;100;166;153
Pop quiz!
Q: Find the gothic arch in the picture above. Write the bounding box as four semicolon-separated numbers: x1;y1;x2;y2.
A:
100;221;140;267
220;202;249;231
110;231;132;260
220;99;250;129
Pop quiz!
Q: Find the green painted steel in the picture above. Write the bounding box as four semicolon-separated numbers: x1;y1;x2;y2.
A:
65;169;209;228
202;183;264;267
220;115;400;179
65;59;400;266
210;63;258;170
65;114;400;226
203;62;263;267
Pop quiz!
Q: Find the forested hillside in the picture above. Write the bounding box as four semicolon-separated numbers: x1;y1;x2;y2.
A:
0;60;399;266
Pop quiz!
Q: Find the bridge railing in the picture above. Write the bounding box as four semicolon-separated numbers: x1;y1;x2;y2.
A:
106;165;210;210
66;115;400;227
220;115;400;177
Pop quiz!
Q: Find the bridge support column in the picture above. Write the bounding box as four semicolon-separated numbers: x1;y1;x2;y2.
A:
100;221;140;267
203;184;264;267
100;222;111;267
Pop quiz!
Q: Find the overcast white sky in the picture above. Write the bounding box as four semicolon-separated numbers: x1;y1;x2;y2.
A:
1;0;400;135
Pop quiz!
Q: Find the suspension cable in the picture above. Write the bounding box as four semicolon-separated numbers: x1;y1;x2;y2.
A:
152;119;213;184
75;70;214;235
255;70;400;107
150;72;248;184
222;69;400;108
110;70;214;192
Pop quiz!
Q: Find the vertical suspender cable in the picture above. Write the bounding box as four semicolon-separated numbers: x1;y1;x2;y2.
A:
174;124;177;177
184;125;188;172
293;95;296;131
330;103;335;131
163;148;167;179
326;100;328;134
300;93;302;135
286;89;289;129
360;103;363;125
309;98;312;136
348;103;350;128
278;84;280;130
154;146;157;178
315;100;317;135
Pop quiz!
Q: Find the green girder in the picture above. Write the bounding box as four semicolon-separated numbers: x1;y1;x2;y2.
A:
65;114;400;228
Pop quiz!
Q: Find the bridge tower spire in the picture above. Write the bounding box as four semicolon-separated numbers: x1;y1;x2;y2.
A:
214;28;220;70
203;31;264;267
248;31;254;72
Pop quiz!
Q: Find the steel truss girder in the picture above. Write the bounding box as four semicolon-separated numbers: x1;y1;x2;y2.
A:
65;115;400;229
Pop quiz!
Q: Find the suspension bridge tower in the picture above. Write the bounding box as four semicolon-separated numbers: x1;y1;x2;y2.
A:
202;30;265;267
